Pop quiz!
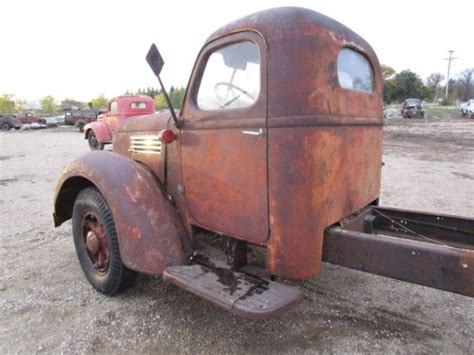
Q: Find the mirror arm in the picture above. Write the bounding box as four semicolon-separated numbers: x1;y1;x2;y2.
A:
156;75;181;128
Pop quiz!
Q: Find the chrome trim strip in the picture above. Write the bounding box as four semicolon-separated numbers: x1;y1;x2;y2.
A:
129;135;162;155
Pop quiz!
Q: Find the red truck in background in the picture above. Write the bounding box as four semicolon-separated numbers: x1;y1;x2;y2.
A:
84;95;155;150
17;112;46;124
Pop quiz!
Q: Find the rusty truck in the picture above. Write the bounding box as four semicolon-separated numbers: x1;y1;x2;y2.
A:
53;7;473;319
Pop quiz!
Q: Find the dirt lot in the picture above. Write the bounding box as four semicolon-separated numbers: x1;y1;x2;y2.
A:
1;119;473;354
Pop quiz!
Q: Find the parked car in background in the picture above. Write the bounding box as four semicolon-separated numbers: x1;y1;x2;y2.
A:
16;112;46;124
44;115;65;127
64;109;106;132
383;107;399;119
401;98;424;118
0;114;22;131
84;95;155;150
460;99;474;118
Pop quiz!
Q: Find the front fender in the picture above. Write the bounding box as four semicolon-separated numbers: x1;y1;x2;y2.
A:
54;151;188;275
84;121;112;142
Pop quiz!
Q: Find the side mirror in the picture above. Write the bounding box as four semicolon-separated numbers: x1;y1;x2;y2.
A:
145;43;180;127
146;44;164;78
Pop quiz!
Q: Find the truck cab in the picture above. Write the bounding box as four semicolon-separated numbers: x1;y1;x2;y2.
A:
84;95;155;150
54;7;473;319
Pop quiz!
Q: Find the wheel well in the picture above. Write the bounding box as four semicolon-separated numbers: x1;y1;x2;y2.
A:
54;176;95;227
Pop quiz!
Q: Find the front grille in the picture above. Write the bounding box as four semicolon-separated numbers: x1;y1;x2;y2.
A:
129;135;162;155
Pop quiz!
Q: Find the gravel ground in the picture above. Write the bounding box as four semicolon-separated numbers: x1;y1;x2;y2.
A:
0;119;473;354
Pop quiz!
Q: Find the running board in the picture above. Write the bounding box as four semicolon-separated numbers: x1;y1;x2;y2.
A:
163;264;303;319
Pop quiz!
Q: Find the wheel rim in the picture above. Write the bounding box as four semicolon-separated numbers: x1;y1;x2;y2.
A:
81;211;110;273
2;123;10;131
89;133;98;149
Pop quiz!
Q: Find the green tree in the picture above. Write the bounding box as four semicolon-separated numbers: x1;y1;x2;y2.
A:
0;94;16;113
384;70;430;103
61;98;84;110
39;95;57;115
154;87;185;110
381;64;397;103
381;64;396;80
15;98;28;112
170;87;185;108
90;94;108;109
154;93;167;109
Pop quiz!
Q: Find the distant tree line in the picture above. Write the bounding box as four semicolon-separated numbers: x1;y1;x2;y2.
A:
0;86;187;116
382;65;474;105
0;94;110;115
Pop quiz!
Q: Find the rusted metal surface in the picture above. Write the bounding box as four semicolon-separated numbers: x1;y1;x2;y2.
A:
113;112;171;183
163;263;303;320
82;211;110;273
53;7;473;318
268;126;382;279
181;7;383;279
323;225;474;297
370;206;474;247
54;151;189;275
179;31;269;245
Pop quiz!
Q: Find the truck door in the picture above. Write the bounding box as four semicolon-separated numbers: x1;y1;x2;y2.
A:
105;100;119;134
179;32;268;245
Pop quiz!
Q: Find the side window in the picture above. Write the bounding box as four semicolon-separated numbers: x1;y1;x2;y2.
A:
110;101;118;114
197;41;260;110
337;48;374;93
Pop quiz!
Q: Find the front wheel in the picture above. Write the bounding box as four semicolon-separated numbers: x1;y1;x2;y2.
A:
88;131;104;151
1;122;11;131
72;187;135;295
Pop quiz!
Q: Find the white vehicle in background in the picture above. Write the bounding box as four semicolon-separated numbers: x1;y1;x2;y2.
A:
44;115;65;126
460;99;474;118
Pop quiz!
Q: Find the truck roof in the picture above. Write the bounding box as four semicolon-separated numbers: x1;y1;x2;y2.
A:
204;7;382;120
110;95;154;103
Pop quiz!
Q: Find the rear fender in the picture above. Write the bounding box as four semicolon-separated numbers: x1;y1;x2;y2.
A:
54;151;188;275
84;121;112;142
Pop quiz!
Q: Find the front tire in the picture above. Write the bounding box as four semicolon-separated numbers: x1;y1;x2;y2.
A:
1;122;11;131
88;131;104;151
72;187;134;295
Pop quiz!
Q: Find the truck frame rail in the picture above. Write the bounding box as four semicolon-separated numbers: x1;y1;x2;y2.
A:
323;206;474;297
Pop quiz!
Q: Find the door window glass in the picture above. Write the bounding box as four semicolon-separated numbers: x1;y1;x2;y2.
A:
197;41;260;110
110;101;118;114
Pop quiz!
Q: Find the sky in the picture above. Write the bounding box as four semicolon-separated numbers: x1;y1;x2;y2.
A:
0;0;472;103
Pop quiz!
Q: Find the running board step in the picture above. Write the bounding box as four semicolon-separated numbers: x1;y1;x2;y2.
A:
163;264;303;319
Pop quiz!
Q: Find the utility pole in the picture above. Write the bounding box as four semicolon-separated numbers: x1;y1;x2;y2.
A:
443;50;458;100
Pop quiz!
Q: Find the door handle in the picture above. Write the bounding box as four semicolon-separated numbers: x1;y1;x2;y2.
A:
242;128;264;137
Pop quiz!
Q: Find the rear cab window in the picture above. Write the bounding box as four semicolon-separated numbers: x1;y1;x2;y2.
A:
337;48;374;93
131;102;147;109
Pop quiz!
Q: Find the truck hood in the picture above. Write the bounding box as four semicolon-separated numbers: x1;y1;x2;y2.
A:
117;111;176;133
